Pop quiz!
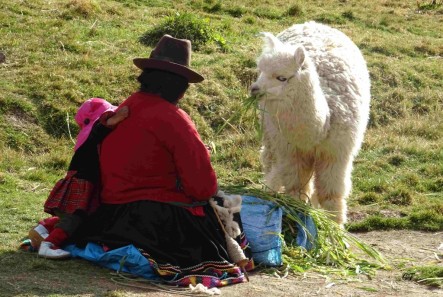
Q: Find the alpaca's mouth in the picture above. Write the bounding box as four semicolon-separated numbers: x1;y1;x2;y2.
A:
250;87;261;97
250;87;280;101
247;89;265;102
260;96;281;102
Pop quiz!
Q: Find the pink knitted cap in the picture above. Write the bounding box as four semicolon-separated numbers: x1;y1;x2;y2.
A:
74;98;116;151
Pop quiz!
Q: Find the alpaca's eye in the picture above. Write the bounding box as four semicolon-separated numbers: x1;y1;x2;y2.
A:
276;76;287;82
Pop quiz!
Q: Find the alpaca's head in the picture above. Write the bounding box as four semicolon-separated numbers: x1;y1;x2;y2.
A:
250;32;311;98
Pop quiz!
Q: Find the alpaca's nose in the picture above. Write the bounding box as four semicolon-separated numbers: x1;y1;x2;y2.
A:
250;85;260;96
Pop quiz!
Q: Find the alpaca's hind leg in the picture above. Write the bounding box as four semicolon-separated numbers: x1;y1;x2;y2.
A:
310;190;320;208
282;152;315;203
314;155;353;226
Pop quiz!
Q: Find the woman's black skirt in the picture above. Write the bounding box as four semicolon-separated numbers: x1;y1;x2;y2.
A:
71;198;253;287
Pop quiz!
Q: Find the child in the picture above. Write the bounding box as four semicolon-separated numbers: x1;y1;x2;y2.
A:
37;98;128;259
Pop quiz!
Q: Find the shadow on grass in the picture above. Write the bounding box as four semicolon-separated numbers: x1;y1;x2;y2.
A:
0;250;146;296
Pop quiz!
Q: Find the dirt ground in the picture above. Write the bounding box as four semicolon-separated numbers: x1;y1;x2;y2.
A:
2;230;442;297
119;230;442;297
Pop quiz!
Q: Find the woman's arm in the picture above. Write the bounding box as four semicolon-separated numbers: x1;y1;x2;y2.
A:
158;109;218;201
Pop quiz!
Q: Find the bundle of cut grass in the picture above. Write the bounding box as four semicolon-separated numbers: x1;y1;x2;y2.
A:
224;184;389;277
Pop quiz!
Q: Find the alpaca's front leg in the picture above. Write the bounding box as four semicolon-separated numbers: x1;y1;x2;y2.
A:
314;155;353;226
261;128;284;191
282;152;315;203
264;165;283;192
260;144;274;176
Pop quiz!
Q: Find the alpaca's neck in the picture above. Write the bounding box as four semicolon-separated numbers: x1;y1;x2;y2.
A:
289;73;327;116
262;65;330;149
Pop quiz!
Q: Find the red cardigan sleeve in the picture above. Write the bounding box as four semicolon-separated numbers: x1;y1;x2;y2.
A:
155;108;218;201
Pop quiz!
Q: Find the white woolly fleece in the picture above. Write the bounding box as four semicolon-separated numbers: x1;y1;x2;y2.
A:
211;191;242;238
251;21;371;225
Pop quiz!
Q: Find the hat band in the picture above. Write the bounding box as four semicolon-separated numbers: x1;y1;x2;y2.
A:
150;54;187;66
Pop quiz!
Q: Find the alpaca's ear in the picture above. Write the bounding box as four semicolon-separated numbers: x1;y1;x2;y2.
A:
294;46;306;67
259;32;282;51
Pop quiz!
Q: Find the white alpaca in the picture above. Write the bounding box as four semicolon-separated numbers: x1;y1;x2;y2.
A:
250;21;371;225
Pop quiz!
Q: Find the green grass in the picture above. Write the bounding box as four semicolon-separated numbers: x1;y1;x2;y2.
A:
1;0;442;294
139;12;228;51
403;265;443;288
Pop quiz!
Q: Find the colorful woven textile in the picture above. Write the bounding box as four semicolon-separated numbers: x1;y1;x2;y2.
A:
141;233;251;287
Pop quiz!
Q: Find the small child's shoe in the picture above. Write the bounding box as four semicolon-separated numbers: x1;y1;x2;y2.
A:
38;241;71;259
28;224;49;249
19;239;38;252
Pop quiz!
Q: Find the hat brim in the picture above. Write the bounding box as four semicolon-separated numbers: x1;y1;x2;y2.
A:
133;58;204;83
74;124;94;151
74;106;116;151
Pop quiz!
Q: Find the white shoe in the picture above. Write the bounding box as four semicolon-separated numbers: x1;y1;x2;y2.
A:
38;241;71;259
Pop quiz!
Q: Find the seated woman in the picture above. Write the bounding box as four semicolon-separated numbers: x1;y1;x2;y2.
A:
72;35;253;288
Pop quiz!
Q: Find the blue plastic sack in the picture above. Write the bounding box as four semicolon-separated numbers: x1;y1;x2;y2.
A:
64;243;160;280
240;196;283;266
240;196;318;267
294;211;317;250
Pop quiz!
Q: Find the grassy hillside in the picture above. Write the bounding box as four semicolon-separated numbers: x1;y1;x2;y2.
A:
0;0;442;270
1;0;442;295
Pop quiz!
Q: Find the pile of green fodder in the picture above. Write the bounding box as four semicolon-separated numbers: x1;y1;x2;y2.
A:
224;184;389;278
